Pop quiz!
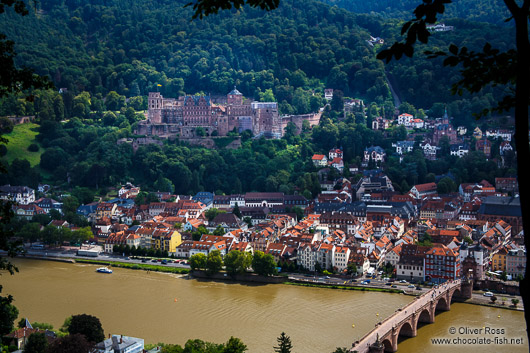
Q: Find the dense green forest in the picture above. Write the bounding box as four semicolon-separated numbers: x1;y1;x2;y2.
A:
0;0;391;109
321;0;512;26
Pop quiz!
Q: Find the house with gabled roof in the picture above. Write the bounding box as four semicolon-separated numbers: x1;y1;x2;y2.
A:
312;154;328;167
397;113;414;126
425;243;460;284
12;203;46;220
385;244;403;267
329;148;343;160
265;243;287;263
410;182;437;199
230;241;253;254
298;243;318;271
0;184;35;205
329;157;344;172
332;246;350;272
363;146;386;164
348;246;370;275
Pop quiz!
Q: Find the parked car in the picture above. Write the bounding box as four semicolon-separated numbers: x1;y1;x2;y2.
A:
416;286;422;290
385;282;392;286
483;292;494;297
407;284;415;288
391;285;398;288
399;280;407;283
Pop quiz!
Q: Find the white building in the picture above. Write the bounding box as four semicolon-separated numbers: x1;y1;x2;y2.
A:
94;335;144;353
0;185;35;205
332;246;351;272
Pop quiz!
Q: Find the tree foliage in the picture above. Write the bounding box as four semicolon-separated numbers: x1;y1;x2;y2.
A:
251;250;278;276
223;250;252;276
273;332;292;353
0;285;18;337
189;253;207;271
67;314;105;343
206;249;224;275
24;332;49;353
47;333;93;353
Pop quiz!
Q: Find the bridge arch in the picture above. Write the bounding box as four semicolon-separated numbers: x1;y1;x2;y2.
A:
381;338;393;352
435;296;450;311
450;288;461;303
417;308;434;325
398;321;415;338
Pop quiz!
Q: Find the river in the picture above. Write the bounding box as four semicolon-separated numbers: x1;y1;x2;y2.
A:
1;259;527;352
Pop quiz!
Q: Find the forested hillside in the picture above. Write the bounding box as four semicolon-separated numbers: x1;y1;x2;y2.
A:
0;0;391;110
321;0;511;26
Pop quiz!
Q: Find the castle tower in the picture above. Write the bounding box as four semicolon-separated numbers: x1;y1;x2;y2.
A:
148;92;163;124
227;86;243;105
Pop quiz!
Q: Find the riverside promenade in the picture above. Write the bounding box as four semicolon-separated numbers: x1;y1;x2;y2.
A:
350;279;469;352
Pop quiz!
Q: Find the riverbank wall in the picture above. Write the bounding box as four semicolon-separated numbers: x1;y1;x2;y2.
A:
190;270;287;284
17;254;75;263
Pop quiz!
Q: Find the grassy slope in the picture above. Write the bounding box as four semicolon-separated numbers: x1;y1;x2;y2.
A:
3;123;42;167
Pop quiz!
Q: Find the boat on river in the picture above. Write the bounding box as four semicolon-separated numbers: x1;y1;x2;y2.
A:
96;267;113;274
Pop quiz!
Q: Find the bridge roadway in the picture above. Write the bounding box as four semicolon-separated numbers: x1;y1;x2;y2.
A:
350;279;465;353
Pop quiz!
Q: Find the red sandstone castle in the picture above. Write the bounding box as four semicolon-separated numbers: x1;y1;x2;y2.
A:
137;87;283;139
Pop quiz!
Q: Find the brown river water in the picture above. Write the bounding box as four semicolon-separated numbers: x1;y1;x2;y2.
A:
1;259;527;352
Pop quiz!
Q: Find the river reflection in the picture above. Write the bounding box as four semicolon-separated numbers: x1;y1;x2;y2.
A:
1;259;527;352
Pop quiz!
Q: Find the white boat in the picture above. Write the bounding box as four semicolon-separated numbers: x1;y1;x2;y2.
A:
96;267;113;274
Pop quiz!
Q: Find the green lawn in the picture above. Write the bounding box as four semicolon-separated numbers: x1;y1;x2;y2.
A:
3;123;42;167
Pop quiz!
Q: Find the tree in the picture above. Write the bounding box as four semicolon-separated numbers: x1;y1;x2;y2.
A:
330;90;344;112
224;250;252;276
512;298;520;307
332;349;349;353
376;0;530;336
0;285;18;337
206;249;224;275
232;204;242;218
251;250;277;276
273;332;292;353
205;208;224;222
105;91;125;111
500;271;508;282
24;332;49;353
222;337;248;353
47;333;93;353
347;263;357;276
0;7;52;99
185;0;280;19
189;253;207;271
67;314;104;343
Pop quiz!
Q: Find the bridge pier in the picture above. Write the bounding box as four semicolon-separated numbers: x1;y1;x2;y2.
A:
459;281;473;299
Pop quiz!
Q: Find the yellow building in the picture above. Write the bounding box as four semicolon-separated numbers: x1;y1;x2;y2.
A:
491;248;508;272
152;229;182;254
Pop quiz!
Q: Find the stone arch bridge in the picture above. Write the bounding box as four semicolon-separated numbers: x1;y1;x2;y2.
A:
350;279;472;352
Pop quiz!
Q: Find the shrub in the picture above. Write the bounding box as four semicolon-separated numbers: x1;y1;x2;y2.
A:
27;143;39;152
